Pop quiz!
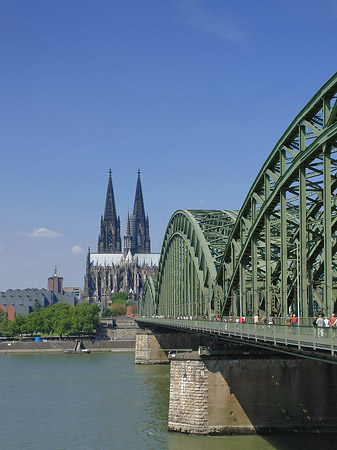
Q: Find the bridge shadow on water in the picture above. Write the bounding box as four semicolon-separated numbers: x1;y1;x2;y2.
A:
167;431;337;450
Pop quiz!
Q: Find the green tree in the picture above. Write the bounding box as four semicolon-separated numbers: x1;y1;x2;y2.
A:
102;307;113;317
110;303;126;316
50;303;72;337
0;310;7;336
14;314;26;338
33;300;42;312
6;320;20;337
39;307;54;335
110;292;128;304
0;302;100;338
71;303;100;336
20;314;35;336
29;312;44;334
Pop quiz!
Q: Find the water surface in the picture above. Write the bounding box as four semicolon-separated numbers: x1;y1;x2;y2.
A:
0;352;334;450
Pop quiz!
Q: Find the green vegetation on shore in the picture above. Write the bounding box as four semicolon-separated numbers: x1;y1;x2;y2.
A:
102;292;136;317
0;303;100;338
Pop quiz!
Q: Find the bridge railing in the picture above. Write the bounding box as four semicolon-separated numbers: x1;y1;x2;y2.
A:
136;317;337;357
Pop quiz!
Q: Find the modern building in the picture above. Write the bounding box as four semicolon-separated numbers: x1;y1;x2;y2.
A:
48;266;63;294
0;288;80;320
84;170;160;307
63;287;83;299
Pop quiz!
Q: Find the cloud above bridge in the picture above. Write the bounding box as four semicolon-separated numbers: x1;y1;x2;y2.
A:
71;245;85;255
27;228;62;239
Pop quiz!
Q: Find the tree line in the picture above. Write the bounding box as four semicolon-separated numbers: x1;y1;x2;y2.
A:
0;303;100;338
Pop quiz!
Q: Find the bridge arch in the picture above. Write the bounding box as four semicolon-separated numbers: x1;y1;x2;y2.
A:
139;276;157;317
148;210;237;318
141;72;337;321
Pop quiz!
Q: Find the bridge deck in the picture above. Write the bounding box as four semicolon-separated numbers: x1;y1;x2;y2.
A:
136;317;337;364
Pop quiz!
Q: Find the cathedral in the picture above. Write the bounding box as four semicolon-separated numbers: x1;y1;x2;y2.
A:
83;170;160;307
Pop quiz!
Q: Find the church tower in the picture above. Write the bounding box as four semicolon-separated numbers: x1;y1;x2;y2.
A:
131;169;151;254
84;169;159;305
123;208;132;255
98;169;121;253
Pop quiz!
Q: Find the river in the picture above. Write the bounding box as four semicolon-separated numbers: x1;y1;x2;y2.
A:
0;352;334;450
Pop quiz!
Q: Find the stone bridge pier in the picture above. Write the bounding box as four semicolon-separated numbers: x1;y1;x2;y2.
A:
168;347;337;435
135;328;207;364
135;329;337;434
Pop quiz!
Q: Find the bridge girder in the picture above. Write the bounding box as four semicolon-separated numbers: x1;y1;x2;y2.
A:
141;72;337;320
218;72;337;318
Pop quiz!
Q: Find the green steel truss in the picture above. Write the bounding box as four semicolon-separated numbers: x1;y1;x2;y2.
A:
140;275;157;317
141;72;337;320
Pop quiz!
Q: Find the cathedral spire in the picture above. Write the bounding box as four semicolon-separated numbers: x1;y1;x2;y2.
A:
98;170;121;253
124;206;132;255
133;169;146;223
104;168;118;223
125;206;131;234
131;169;150;253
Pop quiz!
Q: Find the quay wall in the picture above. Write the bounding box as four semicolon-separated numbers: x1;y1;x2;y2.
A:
0;339;135;353
97;317;140;340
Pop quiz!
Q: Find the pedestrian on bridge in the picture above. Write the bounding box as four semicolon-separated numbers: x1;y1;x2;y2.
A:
285;315;291;332
316;315;324;338
330;313;337;338
291;314;298;334
291;314;298;326
324;316;330;337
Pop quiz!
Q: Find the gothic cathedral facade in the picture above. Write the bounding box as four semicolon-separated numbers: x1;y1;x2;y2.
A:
83;170;160;307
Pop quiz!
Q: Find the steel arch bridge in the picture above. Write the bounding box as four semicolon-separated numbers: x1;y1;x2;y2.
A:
140;72;337;322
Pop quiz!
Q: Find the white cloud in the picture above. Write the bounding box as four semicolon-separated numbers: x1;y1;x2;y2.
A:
27;228;62;239
176;0;246;46
71;245;85;255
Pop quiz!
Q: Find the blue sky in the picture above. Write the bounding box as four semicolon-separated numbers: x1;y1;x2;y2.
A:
1;0;337;290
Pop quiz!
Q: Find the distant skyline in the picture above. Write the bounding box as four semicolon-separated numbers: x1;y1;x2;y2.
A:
1;0;337;290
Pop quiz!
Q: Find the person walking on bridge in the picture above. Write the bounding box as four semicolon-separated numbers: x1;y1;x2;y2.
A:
291;314;298;334
253;313;259;328
291;314;298;326
324;316;329;337
330;313;337;338
285;315;291;333
316;314;324;338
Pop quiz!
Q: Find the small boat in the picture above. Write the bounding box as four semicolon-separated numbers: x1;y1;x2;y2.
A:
64;340;91;354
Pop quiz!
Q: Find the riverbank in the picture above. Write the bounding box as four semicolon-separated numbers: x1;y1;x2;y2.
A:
0;338;135;353
0;317;139;353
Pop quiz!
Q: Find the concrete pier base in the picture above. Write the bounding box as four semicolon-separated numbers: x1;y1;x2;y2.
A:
168;351;337;435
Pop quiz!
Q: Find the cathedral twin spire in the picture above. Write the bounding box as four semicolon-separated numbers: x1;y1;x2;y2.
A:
98;169;121;253
132;169;150;254
97;169;151;254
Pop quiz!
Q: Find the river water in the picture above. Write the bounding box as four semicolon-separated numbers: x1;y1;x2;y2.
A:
0;352;335;450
